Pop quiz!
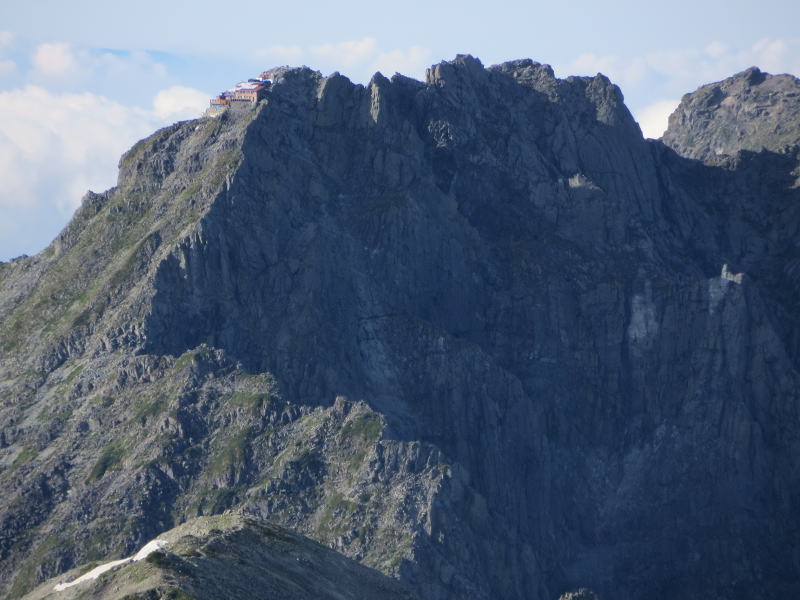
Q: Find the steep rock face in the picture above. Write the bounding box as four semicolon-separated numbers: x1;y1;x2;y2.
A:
662;66;800;160
0;110;253;385
1;55;800;600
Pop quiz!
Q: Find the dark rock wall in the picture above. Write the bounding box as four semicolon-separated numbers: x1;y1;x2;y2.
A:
2;57;799;599
135;57;800;598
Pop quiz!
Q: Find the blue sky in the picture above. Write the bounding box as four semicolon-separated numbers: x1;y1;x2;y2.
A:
1;0;798;260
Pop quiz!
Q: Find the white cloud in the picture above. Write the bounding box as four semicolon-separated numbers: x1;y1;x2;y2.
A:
560;52;620;77
92;49;169;82
257;44;303;63
0;83;210;259
0;86;155;210
0;84;209;212
634;99;681;139
751;38;790;73
310;37;378;67
153;85;209;119
705;42;728;59
27;44;171;107
0;38;211;258
32;42;79;77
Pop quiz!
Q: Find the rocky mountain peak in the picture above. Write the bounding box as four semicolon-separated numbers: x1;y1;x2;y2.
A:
662;66;800;160
1;56;800;600
426;53;486;86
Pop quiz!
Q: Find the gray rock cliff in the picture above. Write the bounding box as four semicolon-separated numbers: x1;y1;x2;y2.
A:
662;66;800;160
1;55;799;600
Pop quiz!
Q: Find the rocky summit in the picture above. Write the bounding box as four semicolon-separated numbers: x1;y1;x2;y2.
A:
1;55;799;600
663;66;800;160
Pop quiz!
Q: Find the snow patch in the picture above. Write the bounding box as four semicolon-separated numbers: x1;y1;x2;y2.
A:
721;263;743;284
54;539;167;591
133;539;169;561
